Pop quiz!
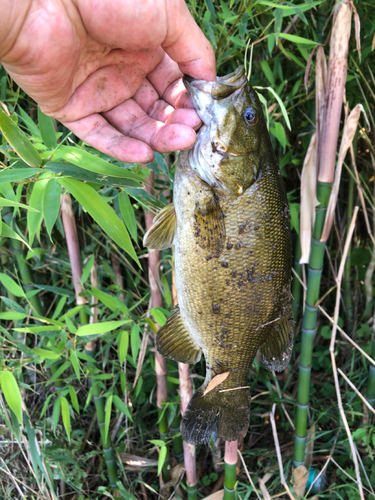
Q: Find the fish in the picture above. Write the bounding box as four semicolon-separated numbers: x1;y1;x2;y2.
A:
143;66;294;445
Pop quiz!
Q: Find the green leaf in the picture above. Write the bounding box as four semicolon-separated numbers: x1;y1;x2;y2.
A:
90;286;128;315
0;197;39;211
118;330;129;365
47;361;71;386
17;106;41;137
59;177;140;266
124;187;165;211
0;311;27;320
33;348;60;360
53;146;144;182
0;106;43;167
260;60;275;87
131;324;140;363
113;395;133;421
270;121;287;150
61;397;71;442
81;255;95;285
118;191;138;242
27;177;49;246
43;177;61;239
0;273;25;297
254;86;291;130
69;386;80;414
0;167;37;183
0;371;23;424
157;445;167;476
151;308;167;327
0;222;32;250
52;397;61;433
70;350;81;381
75;320;129;337
104;395;112;444
279;33;319;46
38;107;57;149
45;161;142;188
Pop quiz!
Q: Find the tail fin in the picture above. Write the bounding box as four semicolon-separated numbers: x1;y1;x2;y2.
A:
181;384;251;445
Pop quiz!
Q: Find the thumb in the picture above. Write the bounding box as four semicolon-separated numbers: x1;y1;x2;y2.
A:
163;0;216;81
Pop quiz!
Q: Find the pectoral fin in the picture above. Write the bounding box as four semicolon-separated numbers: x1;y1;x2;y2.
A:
259;313;294;372
143;203;176;250
156;307;202;364
194;194;225;256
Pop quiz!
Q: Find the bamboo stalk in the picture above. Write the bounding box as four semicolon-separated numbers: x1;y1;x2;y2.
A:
293;0;353;467
144;173;171;483
61;192;118;486
292;237;303;323
223;440;238;500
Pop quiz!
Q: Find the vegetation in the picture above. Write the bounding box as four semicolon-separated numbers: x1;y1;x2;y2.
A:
1;0;375;498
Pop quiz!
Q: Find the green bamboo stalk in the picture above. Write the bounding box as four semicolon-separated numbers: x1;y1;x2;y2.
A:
223;440;237;500
292;237;303;323
294;181;332;467
170;412;184;463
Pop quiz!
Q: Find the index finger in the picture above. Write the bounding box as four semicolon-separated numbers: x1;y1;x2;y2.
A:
163;0;216;81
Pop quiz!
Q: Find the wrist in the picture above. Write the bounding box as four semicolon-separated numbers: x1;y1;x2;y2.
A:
0;0;32;60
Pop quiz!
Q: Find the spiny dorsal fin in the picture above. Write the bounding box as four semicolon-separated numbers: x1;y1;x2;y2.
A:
259;313;294;372
194;195;226;257
143;203;176;250
156;307;202;364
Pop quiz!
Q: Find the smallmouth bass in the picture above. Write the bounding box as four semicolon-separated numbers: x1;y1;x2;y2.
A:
144;66;293;445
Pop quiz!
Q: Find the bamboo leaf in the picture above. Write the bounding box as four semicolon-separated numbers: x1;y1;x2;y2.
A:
27;178;49;246
151;308;167;327
53;146;144;181
59;177;140;266
38;107;57;150
124;187;166;211
75;320;129;337
0;371;23;424
90;286;129;315
45;161;142;188
0;106;43;167
131;324;140;363
1;222;32;250
157;445;167;476
52;397;61;433
61;397;71;442
118;191;138;242
0;198;39;211
118;330;129;365
254;86;291;130
70;350;81;381
0;311;27;320
43;177;61;239
33;348;60;360
113;395;133;421
0;167;37;183
0;273;25;297
279;33;319;46
69;386;80;414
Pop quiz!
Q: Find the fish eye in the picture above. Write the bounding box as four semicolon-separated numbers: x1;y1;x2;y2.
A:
243;107;258;125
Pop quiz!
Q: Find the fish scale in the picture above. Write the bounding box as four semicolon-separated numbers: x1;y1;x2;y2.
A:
144;66;294;444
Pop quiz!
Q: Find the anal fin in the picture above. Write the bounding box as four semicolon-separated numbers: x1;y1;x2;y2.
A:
156;307;202;364
259;312;294;372
143;203;176;250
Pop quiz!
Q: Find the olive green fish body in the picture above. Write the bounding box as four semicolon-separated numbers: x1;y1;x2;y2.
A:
144;66;293;444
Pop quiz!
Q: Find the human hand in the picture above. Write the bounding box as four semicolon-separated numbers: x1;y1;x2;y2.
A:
0;0;216;163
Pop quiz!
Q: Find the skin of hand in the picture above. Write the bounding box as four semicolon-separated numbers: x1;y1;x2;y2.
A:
0;0;216;163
